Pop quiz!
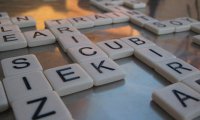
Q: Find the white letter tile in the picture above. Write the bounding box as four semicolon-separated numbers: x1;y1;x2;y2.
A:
152;82;200;120
44;64;93;96
1;54;43;77
80;57;125;86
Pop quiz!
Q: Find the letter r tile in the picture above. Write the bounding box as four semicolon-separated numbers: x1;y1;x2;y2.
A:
152;82;200;120
154;58;200;83
1;54;43;77
44;64;93;96
79;57;125;86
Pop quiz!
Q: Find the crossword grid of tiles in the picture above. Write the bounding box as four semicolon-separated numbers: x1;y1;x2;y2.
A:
1;0;200;120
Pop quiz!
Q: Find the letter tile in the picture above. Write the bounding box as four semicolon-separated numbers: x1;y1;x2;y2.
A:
1;54;43;77
44;64;93;96
144;21;175;35
154;58;200;83
0;81;9;112
68;16;94;29
0;31;27;51
80;57;125;86
121;10;145;17
12;91;73;120
0;25;21;33
67;44;108;63
134;45;176;68
49;24;81;39
152;82;200;120
105;12;129;23
164;19;191;32
23;29;56;47
45;19;72;28
130;15;158;27
97;39;134;60
11;16;36;28
57;33;92;52
87;13;112;26
3;71;52;103
120;35;155;49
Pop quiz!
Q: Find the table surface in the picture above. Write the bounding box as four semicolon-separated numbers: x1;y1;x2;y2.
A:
0;0;200;120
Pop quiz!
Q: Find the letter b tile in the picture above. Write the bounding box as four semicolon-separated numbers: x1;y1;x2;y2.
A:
152;82;200;120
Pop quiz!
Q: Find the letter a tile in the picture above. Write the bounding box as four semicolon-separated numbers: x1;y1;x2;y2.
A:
12;91;73;120
44;64;93;96
152;82;200;120
80;57;125;86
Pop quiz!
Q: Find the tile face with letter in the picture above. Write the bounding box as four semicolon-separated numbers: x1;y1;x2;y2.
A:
3;71;52;103
121;35;155;50
0;25;21;33
144;21;175;35
58;33;92;52
12;91;73;120
11;16;36;28
45;19;72;28
68;16;94;29
67;44;108;63
0;81;9;113
130;15;158;27
24;29;56;47
0;31;27;51
44;64;93;96
87;13;112;26
97;39;134;60
49;24;81;39
80;57;125;86
1;54;43;77
134;45;176;68
154;58;200;83
152;82;200;120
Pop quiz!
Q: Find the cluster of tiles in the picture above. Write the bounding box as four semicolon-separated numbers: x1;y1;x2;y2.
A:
91;0;200;35
0;1;200;120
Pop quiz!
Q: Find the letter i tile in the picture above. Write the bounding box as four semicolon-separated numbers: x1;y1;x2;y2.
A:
152;82;200;120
